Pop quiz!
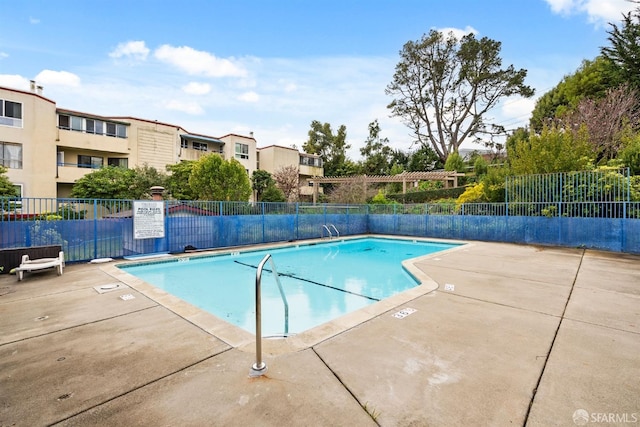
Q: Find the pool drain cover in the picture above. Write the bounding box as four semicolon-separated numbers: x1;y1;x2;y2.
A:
93;283;125;294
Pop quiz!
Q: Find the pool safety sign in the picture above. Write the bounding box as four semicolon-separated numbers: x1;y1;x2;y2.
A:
133;201;165;239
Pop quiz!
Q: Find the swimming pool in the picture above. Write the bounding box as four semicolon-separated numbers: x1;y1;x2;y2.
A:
119;237;460;337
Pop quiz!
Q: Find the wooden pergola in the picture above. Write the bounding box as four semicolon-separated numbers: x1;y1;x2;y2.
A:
307;171;465;203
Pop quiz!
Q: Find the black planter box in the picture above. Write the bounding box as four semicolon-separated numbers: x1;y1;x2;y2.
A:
0;245;63;274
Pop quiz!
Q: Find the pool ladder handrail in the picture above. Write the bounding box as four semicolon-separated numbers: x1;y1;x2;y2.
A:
321;224;339;239
250;253;288;377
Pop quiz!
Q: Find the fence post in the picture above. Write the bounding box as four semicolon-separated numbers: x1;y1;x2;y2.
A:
365;203;370;233
164;200;170;253
346;204;350;235
93;199;98;260
219;201;224;247
261;202;265;243
295;203;299;241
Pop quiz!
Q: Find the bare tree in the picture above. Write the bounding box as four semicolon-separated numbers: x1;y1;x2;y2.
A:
326;177;377;204
562;84;639;160
273;165;299;202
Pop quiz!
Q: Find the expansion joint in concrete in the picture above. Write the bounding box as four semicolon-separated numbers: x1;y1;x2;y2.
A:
311;347;382;427
48;348;233;426
522;248;586;426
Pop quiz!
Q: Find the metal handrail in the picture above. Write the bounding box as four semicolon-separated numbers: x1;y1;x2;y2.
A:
321;224;332;239
329;224;339;238
250;253;288;377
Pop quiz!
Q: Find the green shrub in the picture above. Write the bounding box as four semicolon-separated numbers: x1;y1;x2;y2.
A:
387;187;467;203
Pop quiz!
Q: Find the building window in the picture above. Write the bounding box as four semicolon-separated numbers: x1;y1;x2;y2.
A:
0;100;23;127
77;155;103;169
180;138;188;149
300;156;322;167
106;123;116;137
235;143;249;159
86;119;95;134
105;122;127;138
108;158;128;168
71;116;83;132
59;114;126;138
0;142;23;169
86;119;105;134
58;114;70;129
192;142;208;151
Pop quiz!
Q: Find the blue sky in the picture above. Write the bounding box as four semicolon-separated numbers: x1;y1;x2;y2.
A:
0;0;635;159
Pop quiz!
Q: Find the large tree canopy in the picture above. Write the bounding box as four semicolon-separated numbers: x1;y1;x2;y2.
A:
302;120;356;176
359;120;395;175
507;125;594;175
251;169;274;201
71;165;166;200
71;166;138;199
602;5;640;91
386;30;534;163
189;154;251;201
529;57;618;132
166;161;197;200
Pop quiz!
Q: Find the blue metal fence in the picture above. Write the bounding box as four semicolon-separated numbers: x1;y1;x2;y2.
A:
1;198;639;263
506;169;631;203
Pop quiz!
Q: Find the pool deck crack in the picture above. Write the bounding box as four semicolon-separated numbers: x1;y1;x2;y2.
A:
0;305;159;347
522;248;586;426
311;347;382;427
47;348;234;427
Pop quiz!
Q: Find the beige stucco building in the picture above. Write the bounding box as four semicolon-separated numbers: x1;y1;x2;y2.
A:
0;84;320;200
257;145;323;200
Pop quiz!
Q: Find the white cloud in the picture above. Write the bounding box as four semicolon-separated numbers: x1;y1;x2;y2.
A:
182;82;211;95
0;74;30;90
34;70;81;87
278;79;297;93
544;0;635;24
499;96;536;130
0;55;430;158
29;16;40;24
154;44;247;78
237;91;260;103
545;0;578;14
0;52;8;60
435;25;478;40
164;99;204;115
109;40;150;60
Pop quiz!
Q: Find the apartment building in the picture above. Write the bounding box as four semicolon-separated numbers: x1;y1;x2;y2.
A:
0;84;319;200
257;145;323;200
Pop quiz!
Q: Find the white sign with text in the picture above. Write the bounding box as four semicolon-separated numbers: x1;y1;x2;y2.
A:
133;201;165;239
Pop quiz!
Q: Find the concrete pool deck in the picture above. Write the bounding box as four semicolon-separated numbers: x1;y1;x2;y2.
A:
1;240;638;426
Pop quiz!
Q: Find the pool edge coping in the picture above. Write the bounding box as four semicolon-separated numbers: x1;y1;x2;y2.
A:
101;234;470;355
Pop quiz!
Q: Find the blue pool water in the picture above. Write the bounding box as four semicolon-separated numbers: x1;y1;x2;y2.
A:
120;237;459;336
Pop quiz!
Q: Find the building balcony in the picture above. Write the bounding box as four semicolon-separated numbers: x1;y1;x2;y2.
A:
56;164;99;183
57;129;130;154
299;164;323;177
178;147;224;162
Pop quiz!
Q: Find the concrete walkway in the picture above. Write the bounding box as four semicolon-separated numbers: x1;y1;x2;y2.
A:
0;241;638;426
